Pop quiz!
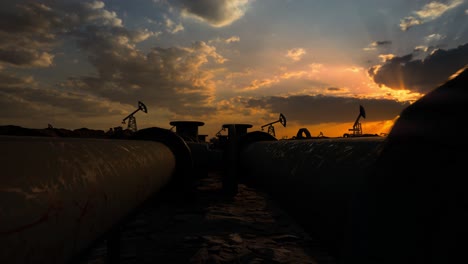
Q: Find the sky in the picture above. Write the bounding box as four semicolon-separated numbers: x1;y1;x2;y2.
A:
1;0;467;139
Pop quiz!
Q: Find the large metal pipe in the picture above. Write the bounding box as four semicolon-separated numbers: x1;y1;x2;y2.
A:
239;68;468;263
0;136;177;264
238;136;386;259
343;67;468;264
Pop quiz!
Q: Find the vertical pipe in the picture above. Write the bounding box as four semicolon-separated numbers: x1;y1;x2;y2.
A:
222;124;252;138
169;121;205;142
221;124;253;196
223;125;239;195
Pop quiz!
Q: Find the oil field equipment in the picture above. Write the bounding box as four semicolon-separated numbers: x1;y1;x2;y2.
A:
344;105;365;137
122;101;148;132
261;113;286;137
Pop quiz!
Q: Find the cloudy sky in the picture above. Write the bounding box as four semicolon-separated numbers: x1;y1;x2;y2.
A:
1;0;467;139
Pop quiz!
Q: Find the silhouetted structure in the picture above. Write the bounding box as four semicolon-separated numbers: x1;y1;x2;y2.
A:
198;134;208;142
122;101;147;132
169;121;205;142
222;124;253;138
295;128;312;139
261;113;287;137
345;66;468;264
344;105;365;137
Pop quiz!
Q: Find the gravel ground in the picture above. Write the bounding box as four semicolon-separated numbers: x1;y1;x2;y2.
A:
74;172;336;264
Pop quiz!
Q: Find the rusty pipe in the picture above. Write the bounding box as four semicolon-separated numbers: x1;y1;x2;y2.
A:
0;135;178;264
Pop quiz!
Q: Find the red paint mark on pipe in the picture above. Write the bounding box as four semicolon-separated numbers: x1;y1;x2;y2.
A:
0;200;64;235
0;204;59;235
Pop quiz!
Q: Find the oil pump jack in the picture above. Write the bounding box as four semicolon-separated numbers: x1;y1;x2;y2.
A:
122;101;147;132
344;105;366;137
261;113;287;138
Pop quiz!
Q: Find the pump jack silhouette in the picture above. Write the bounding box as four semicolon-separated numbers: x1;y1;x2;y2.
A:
343;105;366;137
261;113;287;137
122;101;147;132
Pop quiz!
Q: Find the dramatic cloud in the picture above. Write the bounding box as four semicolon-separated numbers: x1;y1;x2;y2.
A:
171;0;250;27
0;71;127;128
0;0;224;124
244;95;410;125
0;0;464;135
414;46;429;52
165;16;184;33
65;38;225;115
0;0;152;68
0;2;58;68
0;50;54;68
225;36;240;43
0;71;34;88
363;40;392;51
400;0;464;31
286;48;306;61
369;43;468;93
239;69;325;93
208;36;240;44
378;54;396;62
425;33;445;43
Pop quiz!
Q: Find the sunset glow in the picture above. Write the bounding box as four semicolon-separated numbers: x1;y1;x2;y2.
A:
0;0;466;139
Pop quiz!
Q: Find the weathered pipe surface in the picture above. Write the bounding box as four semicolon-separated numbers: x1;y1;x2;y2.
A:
343;67;468;264
132;127;192;187
238;136;386;259
0;136;176;264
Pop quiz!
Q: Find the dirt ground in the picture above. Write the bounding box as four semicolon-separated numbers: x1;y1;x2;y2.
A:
75;172;336;264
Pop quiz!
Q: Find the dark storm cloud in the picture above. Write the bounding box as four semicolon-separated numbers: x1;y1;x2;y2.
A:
244;95;410;125
170;0;250;27
369;43;468;93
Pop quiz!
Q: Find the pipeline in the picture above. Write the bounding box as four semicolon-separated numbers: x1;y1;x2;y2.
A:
0;128;190;264
167;121;224;177
238;67;468;263
168;122;256;179
342;67;468;264
238;136;386;259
